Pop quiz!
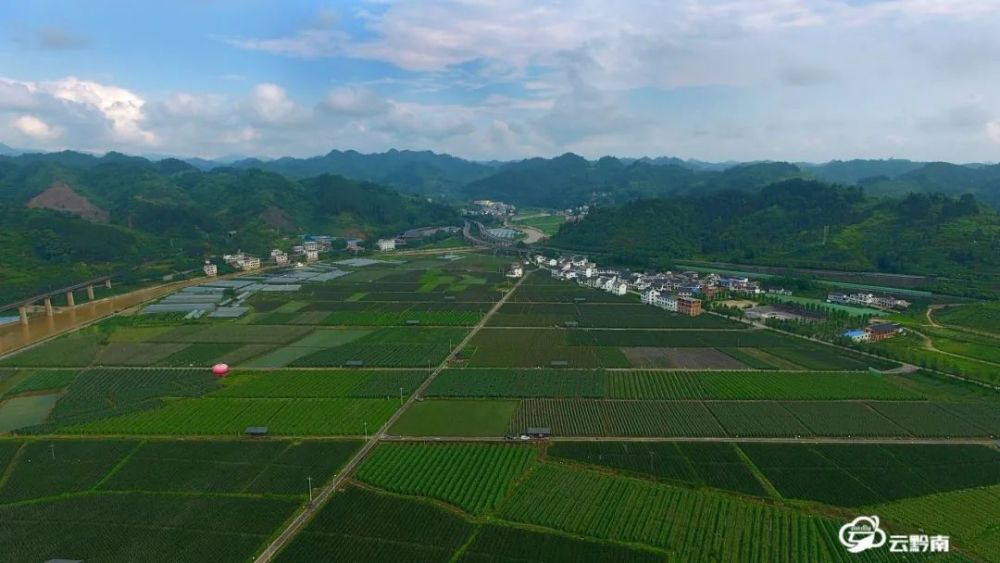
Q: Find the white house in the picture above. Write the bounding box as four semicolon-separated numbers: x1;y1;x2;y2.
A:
203;262;218;277
303;240;319;252
304;249;319;262
377;238;396;251
240;256;261;270
641;288;660;304
612;282;628;296
506;263;524;278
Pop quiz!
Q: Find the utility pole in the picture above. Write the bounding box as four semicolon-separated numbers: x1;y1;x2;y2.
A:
399;387;404;405
307;476;313;503
364;421;368;441
50;443;55;461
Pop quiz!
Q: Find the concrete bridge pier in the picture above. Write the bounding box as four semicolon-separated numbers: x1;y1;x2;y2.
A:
65;291;75;307
87;285;95;300
18;306;28;325
44;298;54;317
105;279;112;289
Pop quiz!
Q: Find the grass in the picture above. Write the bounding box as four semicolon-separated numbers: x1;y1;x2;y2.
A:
390;400;519;436
933;302;1000;333
0;329;103;367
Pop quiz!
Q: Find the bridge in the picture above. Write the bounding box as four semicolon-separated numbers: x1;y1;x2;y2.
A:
3;275;115;326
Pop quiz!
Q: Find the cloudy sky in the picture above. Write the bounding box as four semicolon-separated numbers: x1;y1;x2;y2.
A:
2;0;1000;162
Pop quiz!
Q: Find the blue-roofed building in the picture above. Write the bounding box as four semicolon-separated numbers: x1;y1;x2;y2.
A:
843;329;869;343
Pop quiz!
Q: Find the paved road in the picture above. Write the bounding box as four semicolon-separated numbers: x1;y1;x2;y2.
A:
381;435;1000;446
254;272;531;562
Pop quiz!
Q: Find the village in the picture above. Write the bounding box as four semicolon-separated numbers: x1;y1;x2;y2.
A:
515;253;908;341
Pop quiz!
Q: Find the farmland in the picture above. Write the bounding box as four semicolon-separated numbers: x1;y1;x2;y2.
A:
1;252;997;562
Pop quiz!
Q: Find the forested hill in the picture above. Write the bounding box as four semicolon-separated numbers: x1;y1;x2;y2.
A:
548;179;1000;282
0;153;460;303
224;149;496;199
460;154;804;208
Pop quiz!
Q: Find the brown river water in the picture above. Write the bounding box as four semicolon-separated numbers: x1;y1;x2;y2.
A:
0;280;199;357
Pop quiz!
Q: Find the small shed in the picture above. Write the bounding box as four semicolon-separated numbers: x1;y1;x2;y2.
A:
550;360;569;367
526;427;551;439
244;426;269;437
573;297;587;303
444;295;456;301
405;319;421;326
563;321;578;328
344;360;364;368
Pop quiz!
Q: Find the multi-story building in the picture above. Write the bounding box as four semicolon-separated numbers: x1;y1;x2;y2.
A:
377;238;396;251
677;296;702;316
203;262;218;277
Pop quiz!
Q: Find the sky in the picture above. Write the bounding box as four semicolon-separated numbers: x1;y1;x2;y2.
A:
2;0;1000;162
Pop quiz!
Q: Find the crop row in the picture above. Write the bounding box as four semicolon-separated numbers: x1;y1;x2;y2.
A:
506;399;999;438
214;370;429;398
740;443;1000;507
489;303;744;329
357;443;536;513
497;463;887;562
60;397;401;435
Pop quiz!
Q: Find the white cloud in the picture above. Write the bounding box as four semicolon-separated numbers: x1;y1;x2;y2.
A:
321;86;390;117
248;83;300;124
45;76;155;144
987;121;1000;143
10;114;61;140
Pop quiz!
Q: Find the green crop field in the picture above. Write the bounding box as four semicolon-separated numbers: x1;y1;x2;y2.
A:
61;397;401;435
547;441;767;496
460;524;665;563
933;302;1000;333
508;399;725;437
390;400;519;436
0;493;300;563
357;443;536;513
2;369;78;396
427;369;605;397
497;463;869;562
276;486;473;563
740;443;1000;508
489;303;745;328
102;439;361;494
2;250;996;562
608;371;921;400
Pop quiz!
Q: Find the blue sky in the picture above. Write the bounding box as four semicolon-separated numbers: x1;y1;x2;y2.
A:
2;0;1000;161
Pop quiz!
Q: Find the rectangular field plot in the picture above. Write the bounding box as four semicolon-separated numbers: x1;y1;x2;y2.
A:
357;443;536;513
620;347;749;369
740;443;1000;507
0;493;299;563
867;401;996;437
706;402;813;438
101;439;360;495
870;486;1000;562
290;327;468;368
497;462;855;562
153;324;313;344
465;329;629;368
508;400;724;437
61;397;401;436
390;400;519;437
488;303;744;328
460;524;665;563
0;439;138;503
38;368;219;431
780;402;910;437
427;369;604;398
215;369;429;398
276;486;472;563
95;342;190;366
608;371;922;400
0;329;103;367
547;441;767;497
241;329;372;368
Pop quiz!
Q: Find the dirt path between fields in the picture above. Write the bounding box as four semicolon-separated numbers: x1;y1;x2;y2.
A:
254;271;532;562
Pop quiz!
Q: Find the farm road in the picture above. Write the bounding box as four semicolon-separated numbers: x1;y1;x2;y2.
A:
254;271;532;562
